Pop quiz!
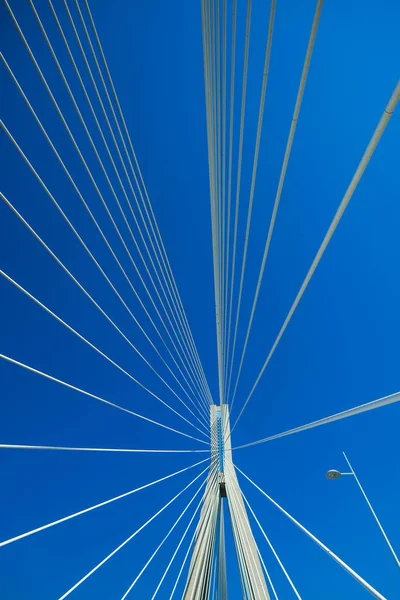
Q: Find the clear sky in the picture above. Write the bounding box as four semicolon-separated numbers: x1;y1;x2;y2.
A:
0;0;399;598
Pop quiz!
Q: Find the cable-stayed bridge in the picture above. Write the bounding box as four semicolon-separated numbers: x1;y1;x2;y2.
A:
0;0;399;598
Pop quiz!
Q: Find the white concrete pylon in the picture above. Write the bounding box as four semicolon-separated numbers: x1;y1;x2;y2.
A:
182;405;220;598
183;404;269;599
223;404;270;599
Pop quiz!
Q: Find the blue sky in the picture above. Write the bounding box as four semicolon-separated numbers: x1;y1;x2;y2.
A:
1;0;399;598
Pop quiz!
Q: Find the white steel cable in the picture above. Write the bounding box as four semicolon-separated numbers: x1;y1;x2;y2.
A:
231;77;400;436
224;0;252;402
236;465;388;600
232;390;400;451
0;59;209;423
185;472;220;595
178;416;220;596
209;546;218;600
216;0;225;407
169;521;197;599
257;547;279;600
59;0;210;411
215;0;224;407
81;0;213;406
207;4;220;393
217;499;227;600
150;485;211;599
342;452;400;568
216;0;226;403
227;492;250;597
206;0;220;405
120;473;211;599
208;0;226;409
243;492;302;599
125;456;220;600
0;236;209;438
169;455;220;599
229;0;323;411
57;465;210;600
0;266;208;437
70;0;212;410
195;492;219;593
227;488;254;596
204;0;222;409
0;458;209;548
0;352;208;446
224;460;271;597
46;0;209;415
203;0;224;408
0;444;209;454
222;0;236;387
47;0;209;411
80;0;214;408
222;460;258;595
3;2;210;416
226;0;276;411
0;189;209;434
220;0;228;391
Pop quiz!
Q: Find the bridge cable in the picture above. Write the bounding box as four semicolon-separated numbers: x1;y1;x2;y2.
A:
236;465;388;600
3;0;211;413
0;458;209;548
232;389;400;451
0;268;209;436
57;464;211;599
224;0;252;405
229;0;324;414
226;0;276;412
0;189;209;431
243;492;302;599
230;77;400;436
81;0;213;405
59;0;210;410
0;59;209;421
0;353;208;446
120;472;212;599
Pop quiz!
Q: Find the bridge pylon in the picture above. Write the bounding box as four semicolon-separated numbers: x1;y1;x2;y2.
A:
183;404;270;599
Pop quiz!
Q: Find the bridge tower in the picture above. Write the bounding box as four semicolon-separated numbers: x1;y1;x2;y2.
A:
183;405;269;599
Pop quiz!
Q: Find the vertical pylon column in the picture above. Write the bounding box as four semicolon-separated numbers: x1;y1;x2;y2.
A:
183;404;269;599
223;404;270;599
217;500;228;599
183;406;220;598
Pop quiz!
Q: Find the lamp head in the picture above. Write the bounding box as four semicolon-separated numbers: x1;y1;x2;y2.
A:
326;469;342;480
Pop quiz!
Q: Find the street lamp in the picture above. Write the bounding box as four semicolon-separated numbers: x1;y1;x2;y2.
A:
326;451;400;569
325;469;352;480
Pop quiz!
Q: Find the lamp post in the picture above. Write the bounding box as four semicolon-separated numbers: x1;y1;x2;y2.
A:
326;452;399;569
